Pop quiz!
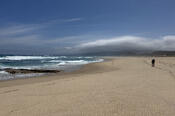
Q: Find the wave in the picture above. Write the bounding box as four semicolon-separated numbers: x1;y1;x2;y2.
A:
0;59;103;69
45;60;63;63
0;71;8;74
0;56;62;60
57;59;104;66
0;56;104;69
0;56;96;61
44;58;103;64
57;60;88;66
0;72;45;80
0;65;41;70
0;56;104;80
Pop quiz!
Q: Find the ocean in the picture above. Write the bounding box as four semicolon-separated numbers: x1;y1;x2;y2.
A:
0;55;103;80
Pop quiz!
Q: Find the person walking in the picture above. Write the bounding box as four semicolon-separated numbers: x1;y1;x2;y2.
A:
152;59;155;67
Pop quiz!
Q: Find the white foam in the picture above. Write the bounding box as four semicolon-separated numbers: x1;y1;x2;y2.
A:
15;73;45;78
76;56;93;59
0;71;8;74
0;57;104;80
56;59;104;66
0;56;59;60
0;56;104;69
57;62;66;66
45;60;89;64
94;59;104;62
47;60;62;63
66;60;88;64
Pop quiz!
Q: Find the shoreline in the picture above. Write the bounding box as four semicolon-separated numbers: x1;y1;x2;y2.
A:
0;56;163;88
0;57;108;88
0;55;104;81
0;56;171;88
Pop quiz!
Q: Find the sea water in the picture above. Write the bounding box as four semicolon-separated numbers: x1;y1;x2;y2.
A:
0;55;103;80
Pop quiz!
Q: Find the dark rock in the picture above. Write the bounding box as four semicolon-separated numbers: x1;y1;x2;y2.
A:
3;68;60;74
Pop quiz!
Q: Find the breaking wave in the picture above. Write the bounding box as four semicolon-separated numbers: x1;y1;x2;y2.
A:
0;56;103;80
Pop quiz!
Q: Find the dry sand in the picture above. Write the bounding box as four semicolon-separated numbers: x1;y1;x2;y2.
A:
0;57;175;116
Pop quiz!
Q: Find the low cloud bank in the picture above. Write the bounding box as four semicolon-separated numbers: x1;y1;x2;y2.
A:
76;36;175;54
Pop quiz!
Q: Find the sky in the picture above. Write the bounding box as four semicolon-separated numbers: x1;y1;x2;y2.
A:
0;0;175;55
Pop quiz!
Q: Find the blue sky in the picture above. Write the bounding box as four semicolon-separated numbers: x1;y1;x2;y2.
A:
0;0;175;55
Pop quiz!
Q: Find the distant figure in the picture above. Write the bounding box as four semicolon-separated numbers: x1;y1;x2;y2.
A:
152;59;155;67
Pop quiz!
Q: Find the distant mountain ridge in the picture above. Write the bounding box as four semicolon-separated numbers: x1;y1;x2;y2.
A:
1;51;175;56
151;51;175;56
79;51;175;56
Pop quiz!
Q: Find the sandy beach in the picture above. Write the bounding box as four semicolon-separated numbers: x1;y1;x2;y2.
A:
0;57;175;116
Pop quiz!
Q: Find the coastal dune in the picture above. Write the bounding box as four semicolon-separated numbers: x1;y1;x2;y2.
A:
0;57;175;116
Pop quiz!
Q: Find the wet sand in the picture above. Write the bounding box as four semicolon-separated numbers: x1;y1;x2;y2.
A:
0;57;175;116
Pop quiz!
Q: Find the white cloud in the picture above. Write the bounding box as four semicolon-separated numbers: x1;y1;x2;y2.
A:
76;35;175;53
0;24;42;36
1;19;175;55
63;18;83;22
43;17;83;25
0;35;41;45
0;17;83;37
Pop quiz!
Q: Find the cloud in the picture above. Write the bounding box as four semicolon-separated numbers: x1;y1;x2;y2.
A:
1;33;175;55
0;17;83;37
75;35;175;54
0;35;41;45
1;19;175;55
0;24;42;36
0;17;84;46
0;18;84;55
63;18;83;22
43;17;83;26
0;35;85;46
